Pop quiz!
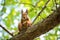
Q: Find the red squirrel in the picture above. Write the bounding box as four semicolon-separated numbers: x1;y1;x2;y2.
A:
18;9;32;33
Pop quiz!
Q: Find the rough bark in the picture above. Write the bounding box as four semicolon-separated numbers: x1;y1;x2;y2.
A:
10;7;60;40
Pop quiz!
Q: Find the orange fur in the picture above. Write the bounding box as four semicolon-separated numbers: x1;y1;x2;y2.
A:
18;9;32;32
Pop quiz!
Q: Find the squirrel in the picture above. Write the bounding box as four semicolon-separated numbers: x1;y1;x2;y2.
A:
18;9;32;33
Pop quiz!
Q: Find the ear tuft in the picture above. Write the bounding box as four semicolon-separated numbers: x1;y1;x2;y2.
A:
21;9;23;13
26;9;28;14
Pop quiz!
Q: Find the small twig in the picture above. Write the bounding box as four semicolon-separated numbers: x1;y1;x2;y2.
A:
0;24;14;37
19;2;35;7
35;0;40;6
54;0;57;10
1;0;5;12
32;0;50;24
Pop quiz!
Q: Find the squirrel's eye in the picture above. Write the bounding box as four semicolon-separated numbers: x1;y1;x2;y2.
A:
23;17;25;19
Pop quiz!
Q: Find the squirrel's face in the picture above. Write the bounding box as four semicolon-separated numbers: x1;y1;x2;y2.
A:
21;9;28;20
22;12;28;19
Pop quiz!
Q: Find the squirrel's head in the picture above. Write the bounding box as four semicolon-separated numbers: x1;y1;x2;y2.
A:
21;9;28;14
21;9;28;20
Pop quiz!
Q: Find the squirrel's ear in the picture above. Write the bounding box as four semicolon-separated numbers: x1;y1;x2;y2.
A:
26;9;28;14
21;9;23;13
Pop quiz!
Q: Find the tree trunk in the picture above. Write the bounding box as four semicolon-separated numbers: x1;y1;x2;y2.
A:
10;7;60;40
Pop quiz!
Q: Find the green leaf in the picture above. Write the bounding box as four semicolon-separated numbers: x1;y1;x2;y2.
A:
5;0;16;5
34;37;40;40
1;7;6;13
20;0;31;4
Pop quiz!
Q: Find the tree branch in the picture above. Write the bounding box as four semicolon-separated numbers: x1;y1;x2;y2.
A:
10;7;60;40
1;0;5;12
54;0;57;9
32;0;50;24
0;24;14;37
19;3;35;7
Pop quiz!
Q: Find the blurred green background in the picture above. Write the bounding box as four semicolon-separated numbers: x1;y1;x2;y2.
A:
0;0;60;40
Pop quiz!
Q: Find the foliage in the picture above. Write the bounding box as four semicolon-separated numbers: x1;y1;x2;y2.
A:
0;0;60;40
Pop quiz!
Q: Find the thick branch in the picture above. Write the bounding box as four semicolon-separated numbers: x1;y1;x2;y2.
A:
10;7;60;40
